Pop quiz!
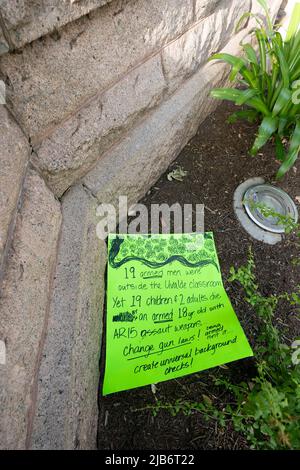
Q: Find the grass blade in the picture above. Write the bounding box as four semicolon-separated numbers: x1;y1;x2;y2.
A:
227;110;258;124
236;12;265;32
250;116;279;155
277;120;300;179
210;88;245;102
256;0;272;31
210;52;258;87
210;53;247;67
211;88;270;115
272;88;292;116
256;30;267;74
278;117;288;136
236;89;258;106
277;148;298;179
210;53;247;81
247;96;271;115
273;42;290;88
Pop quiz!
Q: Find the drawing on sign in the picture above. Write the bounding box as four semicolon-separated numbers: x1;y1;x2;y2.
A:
103;233;253;395
109;233;219;270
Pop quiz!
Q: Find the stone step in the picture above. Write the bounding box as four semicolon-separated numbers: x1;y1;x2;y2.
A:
0;169;61;449
0;0;113;54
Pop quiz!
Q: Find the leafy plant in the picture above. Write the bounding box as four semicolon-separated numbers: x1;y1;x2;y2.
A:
210;0;300;179
244;197;300;264
224;250;300;449
245;199;300;235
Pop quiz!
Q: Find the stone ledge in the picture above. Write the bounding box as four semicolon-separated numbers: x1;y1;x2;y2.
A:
0;169;61;449
0;0;194;142
0;0;113;53
162;0;251;93
0;28;9;55
82;61;228;207
30;0;258;198
32;54;167;197
0;0;282;158
82;29;254;207
0;106;30;274
30;184;107;450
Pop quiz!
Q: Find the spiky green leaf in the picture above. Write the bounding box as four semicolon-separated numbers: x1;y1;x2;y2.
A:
250;116;279;155
242;43;259;65
256;30;267;74
277;121;300;179
210;88;245;103
272;88;292;116
236;89;259;106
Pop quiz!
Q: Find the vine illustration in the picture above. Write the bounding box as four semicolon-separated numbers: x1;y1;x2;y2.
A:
108;234;219;271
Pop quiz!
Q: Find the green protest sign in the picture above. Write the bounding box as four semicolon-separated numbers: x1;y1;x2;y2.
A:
103;233;253;395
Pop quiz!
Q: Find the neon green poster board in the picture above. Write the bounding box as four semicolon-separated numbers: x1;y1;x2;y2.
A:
103;233;253;395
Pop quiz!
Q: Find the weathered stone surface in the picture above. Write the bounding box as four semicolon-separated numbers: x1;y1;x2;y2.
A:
278;0;297;38
0;0;112;52
195;0;223;20
82;25;253;206
82;58;233;207
162;0;251;92
0;106;29;271
0;28;9;55
0;169;61;449
252;0;283;20
0;0;285;453
32;55;167;197
0;0;193;143
30;184;107;450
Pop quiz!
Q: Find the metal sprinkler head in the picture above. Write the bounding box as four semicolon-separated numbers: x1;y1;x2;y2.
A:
243;184;298;234
233;178;299;245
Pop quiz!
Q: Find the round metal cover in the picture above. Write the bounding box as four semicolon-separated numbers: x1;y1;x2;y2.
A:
243;184;298;234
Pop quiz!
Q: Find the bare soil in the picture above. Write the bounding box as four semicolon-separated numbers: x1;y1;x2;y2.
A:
97;101;300;450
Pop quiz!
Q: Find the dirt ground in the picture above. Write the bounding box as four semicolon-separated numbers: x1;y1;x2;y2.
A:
97;101;300;450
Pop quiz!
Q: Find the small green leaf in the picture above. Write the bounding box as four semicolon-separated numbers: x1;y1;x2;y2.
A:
167;166;188;182
210;88;244;102
202;394;213;406
227;109;258;124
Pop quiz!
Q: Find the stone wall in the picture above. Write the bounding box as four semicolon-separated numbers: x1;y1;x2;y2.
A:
0;0;283;449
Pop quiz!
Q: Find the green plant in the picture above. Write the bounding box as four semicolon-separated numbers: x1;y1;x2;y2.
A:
244;198;300;264
223;250;300;449
245;198;300;235
210;0;300;179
